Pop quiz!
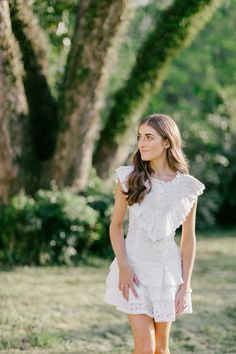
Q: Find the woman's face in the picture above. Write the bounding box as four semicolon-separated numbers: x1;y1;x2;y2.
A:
137;124;168;161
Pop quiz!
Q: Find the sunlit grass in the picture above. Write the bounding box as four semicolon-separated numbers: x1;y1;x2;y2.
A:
0;229;235;353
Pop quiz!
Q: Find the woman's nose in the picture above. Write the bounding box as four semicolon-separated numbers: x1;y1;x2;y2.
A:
138;139;147;147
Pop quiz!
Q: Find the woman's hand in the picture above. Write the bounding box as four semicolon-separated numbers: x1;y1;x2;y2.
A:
175;286;190;317
118;265;140;302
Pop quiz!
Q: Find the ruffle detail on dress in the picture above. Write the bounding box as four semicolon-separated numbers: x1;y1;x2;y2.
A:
129;204;179;243
104;283;182;322
114;165;134;192
129;174;205;242
104;263;192;322
104;285;193;322
171;175;205;231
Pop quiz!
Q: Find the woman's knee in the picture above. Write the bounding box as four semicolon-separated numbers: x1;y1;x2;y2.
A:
134;336;156;354
155;342;170;354
155;334;170;354
134;345;156;354
134;334;156;354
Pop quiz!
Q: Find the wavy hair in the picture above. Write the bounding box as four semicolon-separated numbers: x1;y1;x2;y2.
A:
124;114;189;206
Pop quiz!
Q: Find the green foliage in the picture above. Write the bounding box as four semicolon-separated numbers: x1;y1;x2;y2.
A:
145;0;236;227
0;167;213;267
5;0;235;238
0;180;114;266
97;0;220;145
100;0;236;228
32;0;78;94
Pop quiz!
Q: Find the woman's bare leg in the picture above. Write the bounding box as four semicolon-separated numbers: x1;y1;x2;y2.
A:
154;321;172;354
127;313;156;354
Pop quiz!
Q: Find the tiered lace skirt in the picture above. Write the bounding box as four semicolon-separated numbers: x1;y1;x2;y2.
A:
104;256;193;322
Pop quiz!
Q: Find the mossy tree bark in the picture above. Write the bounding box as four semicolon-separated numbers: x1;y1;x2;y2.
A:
93;0;223;178
0;0;29;202
0;0;133;199
48;0;133;190
0;0;224;200
9;0;58;160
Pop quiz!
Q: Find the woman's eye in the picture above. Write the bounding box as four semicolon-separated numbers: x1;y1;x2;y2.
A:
137;136;153;141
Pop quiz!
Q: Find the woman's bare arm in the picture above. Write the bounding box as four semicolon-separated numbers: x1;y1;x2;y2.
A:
109;180;129;268
109;179;140;300
180;199;198;290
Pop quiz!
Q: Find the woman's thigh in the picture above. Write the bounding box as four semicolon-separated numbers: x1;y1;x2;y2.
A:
127;313;156;353
154;321;172;352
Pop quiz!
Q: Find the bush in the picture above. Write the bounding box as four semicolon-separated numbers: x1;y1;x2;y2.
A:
0;181;113;266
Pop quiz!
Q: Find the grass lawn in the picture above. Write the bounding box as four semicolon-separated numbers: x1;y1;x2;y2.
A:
0;230;235;354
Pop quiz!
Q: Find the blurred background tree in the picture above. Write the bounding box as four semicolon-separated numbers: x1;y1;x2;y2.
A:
0;0;235;265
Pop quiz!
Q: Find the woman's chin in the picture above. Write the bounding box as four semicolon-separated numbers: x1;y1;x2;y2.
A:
141;157;150;161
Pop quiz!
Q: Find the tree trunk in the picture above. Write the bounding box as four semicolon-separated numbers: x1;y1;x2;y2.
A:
46;0;133;190
0;0;224;199
9;0;58;162
93;0;223;178
0;0;28;202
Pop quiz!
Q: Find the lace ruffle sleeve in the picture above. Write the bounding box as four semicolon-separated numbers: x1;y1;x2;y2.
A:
182;175;205;200
177;174;205;226
114;165;133;192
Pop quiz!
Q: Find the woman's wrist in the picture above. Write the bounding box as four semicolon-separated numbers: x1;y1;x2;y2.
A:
184;288;192;293
180;283;192;293
118;263;129;270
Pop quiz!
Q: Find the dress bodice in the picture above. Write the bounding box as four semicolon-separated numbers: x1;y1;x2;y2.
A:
114;165;205;263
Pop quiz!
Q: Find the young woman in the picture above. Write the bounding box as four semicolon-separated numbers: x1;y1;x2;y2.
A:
104;114;205;354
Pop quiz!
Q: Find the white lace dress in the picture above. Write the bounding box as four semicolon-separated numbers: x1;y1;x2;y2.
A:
103;165;205;322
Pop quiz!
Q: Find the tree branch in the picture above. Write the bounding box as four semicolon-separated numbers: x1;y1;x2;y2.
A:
9;0;58;160
93;0;223;177
49;0;134;189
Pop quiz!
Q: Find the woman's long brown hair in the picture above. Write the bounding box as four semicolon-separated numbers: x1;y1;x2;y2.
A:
124;114;189;206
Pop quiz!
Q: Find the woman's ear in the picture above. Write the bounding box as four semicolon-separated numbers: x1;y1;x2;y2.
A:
163;138;170;149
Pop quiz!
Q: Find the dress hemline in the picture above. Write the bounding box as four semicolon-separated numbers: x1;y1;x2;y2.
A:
103;295;193;323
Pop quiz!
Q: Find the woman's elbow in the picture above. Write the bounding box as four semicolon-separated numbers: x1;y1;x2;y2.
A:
109;221;123;233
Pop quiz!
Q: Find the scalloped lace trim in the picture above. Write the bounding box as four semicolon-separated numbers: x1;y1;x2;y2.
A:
104;295;193;322
117;302;176;322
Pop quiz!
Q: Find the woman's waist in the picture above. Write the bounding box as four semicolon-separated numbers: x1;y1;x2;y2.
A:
116;251;182;267
124;234;181;264
125;230;176;243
